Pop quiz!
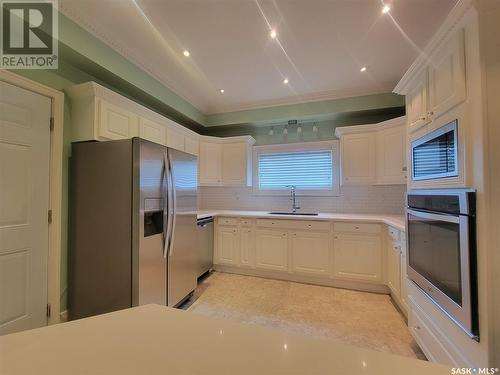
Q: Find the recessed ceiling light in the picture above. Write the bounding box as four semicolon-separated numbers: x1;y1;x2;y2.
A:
270;29;277;39
183;50;190;57
283;78;289;84
382;4;391;14
360;66;367;72
219;89;225;93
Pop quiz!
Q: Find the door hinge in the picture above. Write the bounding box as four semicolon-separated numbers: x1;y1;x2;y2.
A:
48;210;52;224
49;117;54;131
46;303;51;318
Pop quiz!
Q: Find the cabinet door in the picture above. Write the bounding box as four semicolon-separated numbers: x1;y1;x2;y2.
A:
290;231;330;277
333;233;382;282
222;143;249;186
255;230;288;271
239;228;255;268
184;136;199;156
387;240;401;296
139;117;166;145
428;30;466;120
199;142;222;185
215;226;239;266
376;125;407;184
99;99;138;140
166;127;185;151
400;236;409;313
406;70;430;133
341;133;376;185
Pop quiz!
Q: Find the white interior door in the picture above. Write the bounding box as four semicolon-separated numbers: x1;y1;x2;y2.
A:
0;81;51;335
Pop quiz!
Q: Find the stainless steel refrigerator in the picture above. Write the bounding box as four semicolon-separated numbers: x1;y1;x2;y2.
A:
69;138;198;320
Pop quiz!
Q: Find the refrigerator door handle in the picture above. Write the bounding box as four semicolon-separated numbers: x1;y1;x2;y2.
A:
167;151;177;257
163;152;174;258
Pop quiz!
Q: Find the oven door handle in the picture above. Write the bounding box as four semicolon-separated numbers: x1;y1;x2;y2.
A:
407;209;460;224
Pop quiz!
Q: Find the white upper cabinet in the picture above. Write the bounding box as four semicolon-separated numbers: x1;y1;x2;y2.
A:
166;126;185;151
66;81;200;151
335;117;406;185
199;141;222;185
406;70;431;134
428;30;466;121
184;136;199;156
340;132;376;185
376;119;407;184
198;136;255;187
138;117;165;145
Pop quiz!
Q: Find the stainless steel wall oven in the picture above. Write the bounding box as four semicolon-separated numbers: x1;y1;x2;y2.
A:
406;189;478;339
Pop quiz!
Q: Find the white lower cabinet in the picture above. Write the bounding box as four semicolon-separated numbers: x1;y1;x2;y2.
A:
332;232;382;282
255;229;288;271
387;240;402;296
239;227;255;268
215;226;239;266
290;231;331;277
399;235;409;314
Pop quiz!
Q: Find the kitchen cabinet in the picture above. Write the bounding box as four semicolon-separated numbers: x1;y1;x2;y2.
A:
198;136;255;186
199;141;222;185
99;99;139;140
335;117;406;186
428;30;466;121
400;233;409;314
333;232;382;283
290;231;330;277
406;70;431;134
184;136;199;156
340;132;376;185
376;124;407;184
255;229;288;272
387;239;401;296
222;142;251;186
215;226;239;266
166;127;185;151
66;82;200;151
139;117;165;145
239;227;255;268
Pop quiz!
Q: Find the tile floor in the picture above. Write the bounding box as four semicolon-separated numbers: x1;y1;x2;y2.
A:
184;271;426;360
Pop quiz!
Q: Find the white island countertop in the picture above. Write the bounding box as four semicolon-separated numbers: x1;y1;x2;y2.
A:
0;304;448;375
198;210;406;231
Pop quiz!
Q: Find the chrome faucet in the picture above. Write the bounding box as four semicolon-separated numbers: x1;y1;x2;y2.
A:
286;185;300;212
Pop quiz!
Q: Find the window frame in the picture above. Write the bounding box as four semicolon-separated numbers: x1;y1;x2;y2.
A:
252;140;340;196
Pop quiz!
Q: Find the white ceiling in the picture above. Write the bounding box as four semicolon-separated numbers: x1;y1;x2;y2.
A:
59;0;457;115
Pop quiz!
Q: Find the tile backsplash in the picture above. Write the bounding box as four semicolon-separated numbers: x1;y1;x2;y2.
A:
199;185;407;215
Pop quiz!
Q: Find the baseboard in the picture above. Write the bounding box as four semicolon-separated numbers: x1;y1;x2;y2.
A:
213;265;390;294
59;310;68;323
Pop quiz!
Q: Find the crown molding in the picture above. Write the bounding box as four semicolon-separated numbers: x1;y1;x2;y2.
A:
334;116;406;137
393;0;475;94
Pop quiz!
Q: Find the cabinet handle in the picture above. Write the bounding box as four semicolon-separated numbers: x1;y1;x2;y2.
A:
414;325;421;331
428;111;434;116
420;116;426;121
355;226;359;230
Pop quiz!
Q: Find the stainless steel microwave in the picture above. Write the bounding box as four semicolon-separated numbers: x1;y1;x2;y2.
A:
411;120;458;181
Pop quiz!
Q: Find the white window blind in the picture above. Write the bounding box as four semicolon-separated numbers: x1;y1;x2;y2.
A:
258;150;333;190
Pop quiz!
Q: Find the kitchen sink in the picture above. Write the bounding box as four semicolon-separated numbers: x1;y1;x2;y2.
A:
268;212;319;216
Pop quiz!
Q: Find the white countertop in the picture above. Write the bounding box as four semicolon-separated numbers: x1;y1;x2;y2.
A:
0;304;448;374
198;210;406;231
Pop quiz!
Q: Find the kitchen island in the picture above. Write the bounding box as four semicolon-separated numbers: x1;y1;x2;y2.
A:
0;304;449;374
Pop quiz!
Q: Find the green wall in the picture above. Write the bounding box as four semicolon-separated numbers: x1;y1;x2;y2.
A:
204;107;404;145
5;10;404;313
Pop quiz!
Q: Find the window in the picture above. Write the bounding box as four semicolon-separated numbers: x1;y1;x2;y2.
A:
253;141;340;195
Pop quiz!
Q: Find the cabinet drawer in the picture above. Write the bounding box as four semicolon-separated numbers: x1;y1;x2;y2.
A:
333;222;381;234
256;219;330;231
218;217;239;226
388;226;401;242
240;218;254;227
409;301;457;365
